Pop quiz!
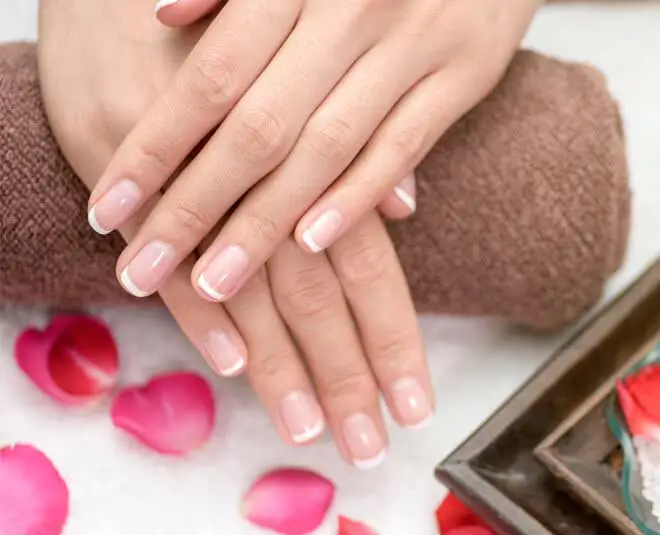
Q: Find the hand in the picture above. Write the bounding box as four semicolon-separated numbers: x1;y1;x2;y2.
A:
84;0;540;302
38;0;432;467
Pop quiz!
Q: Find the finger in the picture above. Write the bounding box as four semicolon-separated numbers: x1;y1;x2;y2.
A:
269;239;387;469
295;66;480;251
87;0;300;235
377;173;416;220
155;0;224;27
117;197;248;378
223;268;325;445
119;10;375;300
327;212;434;429
190;36;425;301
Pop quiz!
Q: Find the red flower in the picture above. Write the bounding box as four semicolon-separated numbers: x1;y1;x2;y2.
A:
436;493;495;535
616;364;660;440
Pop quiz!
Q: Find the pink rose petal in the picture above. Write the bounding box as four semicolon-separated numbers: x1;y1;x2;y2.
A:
242;468;335;535
0;444;69;535
111;371;216;455
338;515;378;535
616;380;660;440
15;314;119;405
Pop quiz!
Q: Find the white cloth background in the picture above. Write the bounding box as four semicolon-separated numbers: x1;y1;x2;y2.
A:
1;2;659;534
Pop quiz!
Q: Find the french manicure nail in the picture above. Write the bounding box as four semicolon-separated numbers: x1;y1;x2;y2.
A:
197;245;250;301
280;391;325;443
88;180;141;235
120;240;176;298
301;209;343;253
391;377;433;429
205;331;246;377
155;0;179;13
393;174;416;213
343;413;387;469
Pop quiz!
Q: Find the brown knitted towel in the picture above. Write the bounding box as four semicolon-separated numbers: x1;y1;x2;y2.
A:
0;43;630;330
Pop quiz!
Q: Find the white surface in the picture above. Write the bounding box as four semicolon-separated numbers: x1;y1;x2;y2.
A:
1;3;659;534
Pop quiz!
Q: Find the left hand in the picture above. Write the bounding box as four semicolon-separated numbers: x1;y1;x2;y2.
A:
87;0;540;301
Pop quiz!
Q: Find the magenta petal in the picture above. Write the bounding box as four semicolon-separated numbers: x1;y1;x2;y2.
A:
338;515;379;535
242;468;335;535
15;314;118;405
0;444;69;535
111;371;216;455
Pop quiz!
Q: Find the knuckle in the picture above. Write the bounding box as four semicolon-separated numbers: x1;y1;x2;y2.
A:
321;367;374;401
230;107;288;163
303;117;354;163
275;265;340;318
169;197;215;235
188;53;236;109
387;126;427;168
372;329;418;371
335;236;390;287
253;348;292;380
132;141;171;177
244;211;280;244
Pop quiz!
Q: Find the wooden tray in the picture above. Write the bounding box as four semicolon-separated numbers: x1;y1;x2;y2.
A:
436;259;660;535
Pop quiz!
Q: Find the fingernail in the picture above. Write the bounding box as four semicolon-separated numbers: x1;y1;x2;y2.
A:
120;240;176;297
301;209;343;253
280;391;325;444
88;180;141;235
205;331;246;377
155;0;179;13
391;377;433;429
343;413;386;469
197;245;250;301
393;174;416;213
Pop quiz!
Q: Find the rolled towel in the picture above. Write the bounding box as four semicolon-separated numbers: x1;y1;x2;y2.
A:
0;43;630;330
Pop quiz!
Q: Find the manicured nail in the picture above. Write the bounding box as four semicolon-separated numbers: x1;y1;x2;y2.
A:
155;0;179;13
280;391;325;444
88;180;141;235
393;174;416;213
343;413;386;469
120;241;176;298
391;377;433;429
301;209;343;253
205;331;246;377
197;245;250;301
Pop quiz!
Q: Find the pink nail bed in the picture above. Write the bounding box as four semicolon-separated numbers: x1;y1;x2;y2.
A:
342;413;386;469
197;245;250;301
120;240;176;298
301;209;343;253
88;180;141;235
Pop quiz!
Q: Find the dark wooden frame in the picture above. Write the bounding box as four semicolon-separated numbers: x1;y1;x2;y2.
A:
436;259;660;535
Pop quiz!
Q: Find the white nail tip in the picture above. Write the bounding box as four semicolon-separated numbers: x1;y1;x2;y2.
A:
393;187;416;213
120;269;151;298
301;230;323;253
197;274;226;301
291;421;325;444
219;357;246;377
87;206;111;235
406;413;435;431
353;449;387;470
154;0;178;13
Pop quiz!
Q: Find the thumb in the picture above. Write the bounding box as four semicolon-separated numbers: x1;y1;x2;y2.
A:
155;0;224;27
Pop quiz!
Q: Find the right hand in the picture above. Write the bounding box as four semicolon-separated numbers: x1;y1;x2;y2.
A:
38;0;433;467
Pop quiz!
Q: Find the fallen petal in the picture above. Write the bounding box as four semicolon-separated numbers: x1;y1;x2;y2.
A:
15;314;118;405
242;468;335;535
436;493;492;533
338;515;378;535
0;444;69;535
446;528;494;535
111;371;215;455
616;381;660;440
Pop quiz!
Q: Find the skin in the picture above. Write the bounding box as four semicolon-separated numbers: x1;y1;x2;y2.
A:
38;0;431;468
85;0;542;305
